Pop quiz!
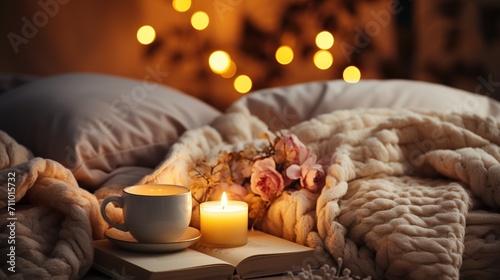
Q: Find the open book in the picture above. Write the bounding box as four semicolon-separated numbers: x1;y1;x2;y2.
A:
93;230;317;280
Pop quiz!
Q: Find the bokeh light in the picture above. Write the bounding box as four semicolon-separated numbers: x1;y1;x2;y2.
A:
172;0;191;12
234;75;252;94
220;61;237;78
343;66;361;83
315;31;334;50
191;11;209;30
136;25;156;45
209;51;231;74
313;50;333;70
275;45;294;65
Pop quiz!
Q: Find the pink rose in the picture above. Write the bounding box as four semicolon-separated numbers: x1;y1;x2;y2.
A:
210;182;247;201
250;158;285;202
274;134;310;165
286;155;325;193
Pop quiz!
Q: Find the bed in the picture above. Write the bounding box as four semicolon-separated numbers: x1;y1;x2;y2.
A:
1;73;499;279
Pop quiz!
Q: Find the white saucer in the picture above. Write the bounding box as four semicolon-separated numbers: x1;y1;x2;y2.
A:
104;227;201;253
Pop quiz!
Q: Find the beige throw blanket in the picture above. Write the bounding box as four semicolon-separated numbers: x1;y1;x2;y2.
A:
1;108;499;279
140;108;500;279
0;131;108;280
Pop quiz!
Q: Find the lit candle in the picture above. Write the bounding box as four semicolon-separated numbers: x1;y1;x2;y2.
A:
200;192;248;247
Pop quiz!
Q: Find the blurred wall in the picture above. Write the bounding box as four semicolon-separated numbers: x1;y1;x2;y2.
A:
414;0;500;102
1;0;499;110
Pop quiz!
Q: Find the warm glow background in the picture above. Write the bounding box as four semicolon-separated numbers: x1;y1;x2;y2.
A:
1;0;499;110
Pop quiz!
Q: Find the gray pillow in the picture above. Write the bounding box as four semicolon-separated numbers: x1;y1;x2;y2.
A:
229;79;500;131
0;73;221;190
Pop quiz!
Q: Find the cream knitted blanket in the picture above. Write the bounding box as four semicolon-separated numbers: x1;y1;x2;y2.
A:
140;108;500;279
0;131;108;280
1;108;499;279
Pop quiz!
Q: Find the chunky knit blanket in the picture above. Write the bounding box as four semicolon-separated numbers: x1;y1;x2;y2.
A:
0;130;108;280
140;108;500;279
1;108;500;279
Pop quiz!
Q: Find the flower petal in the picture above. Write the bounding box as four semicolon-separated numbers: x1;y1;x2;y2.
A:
286;164;302;180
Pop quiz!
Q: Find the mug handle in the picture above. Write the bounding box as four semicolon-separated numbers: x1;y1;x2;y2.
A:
101;196;128;232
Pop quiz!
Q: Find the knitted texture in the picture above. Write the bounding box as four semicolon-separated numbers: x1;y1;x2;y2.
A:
0;131;108;279
2;108;499;279
142;108;500;279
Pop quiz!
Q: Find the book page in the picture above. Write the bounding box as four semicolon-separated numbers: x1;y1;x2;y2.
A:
93;240;235;276
133;249;225;272
192;230;314;277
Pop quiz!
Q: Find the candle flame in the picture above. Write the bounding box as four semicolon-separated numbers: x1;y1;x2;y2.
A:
221;191;228;209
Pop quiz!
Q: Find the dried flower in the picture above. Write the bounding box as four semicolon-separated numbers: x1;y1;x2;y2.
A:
190;132;323;226
250;158;285;202
291;258;372;280
274;134;310;165
286;155;325;193
210;182;247;201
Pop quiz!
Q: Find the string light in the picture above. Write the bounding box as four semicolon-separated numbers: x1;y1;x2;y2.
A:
136;25;156;45
191;11;209;30
168;6;349;94
275;45;294;65
315;31;334;50
220;61;237;78
343;66;361;83
209;51;231;74
172;0;191;12
234;75;252;94
313;50;333;70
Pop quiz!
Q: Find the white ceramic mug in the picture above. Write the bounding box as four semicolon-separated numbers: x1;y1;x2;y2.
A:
101;184;192;243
